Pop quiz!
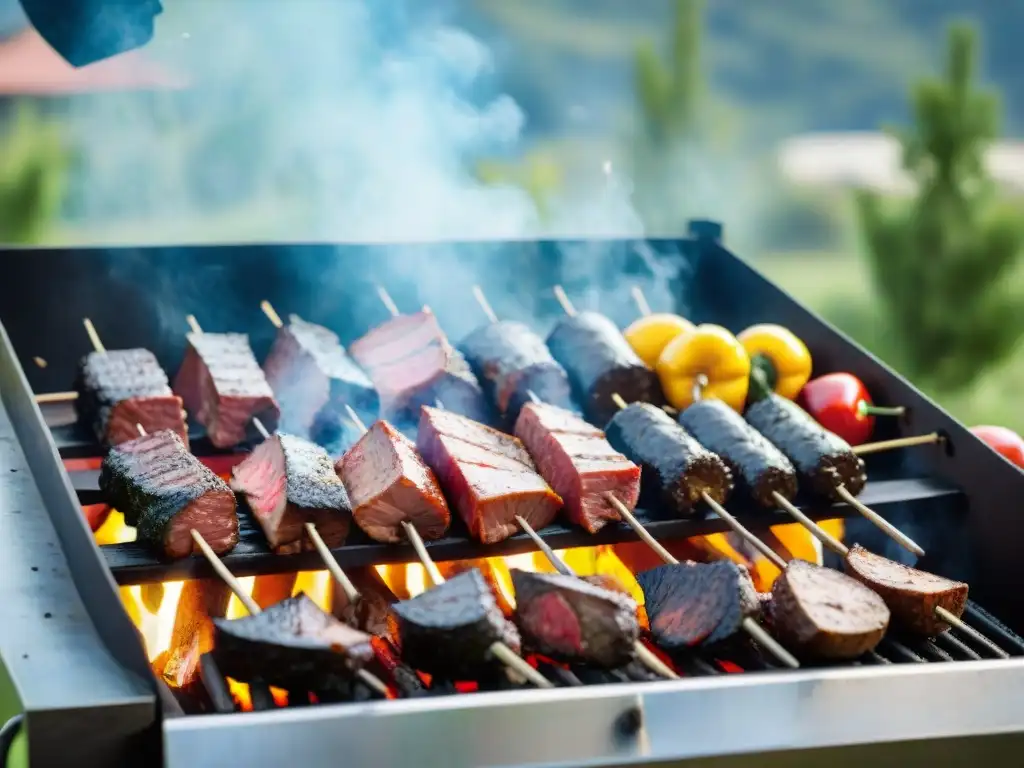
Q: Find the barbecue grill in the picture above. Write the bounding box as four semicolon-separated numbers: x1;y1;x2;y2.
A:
2;220;1024;768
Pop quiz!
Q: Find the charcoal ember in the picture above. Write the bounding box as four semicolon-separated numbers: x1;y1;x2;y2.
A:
460;320;576;428
230;433;351;554
392;569;521;680
770;559;889;660
100;429;238;558
636;561;759;650
349;310;491;432
337;419;450;544
546;311;665;425
75;348;188;447
515;402;640;534
605;403;733;516
173;332;280;448
212;594;374;692
417;406;561;544
511;569;639;668
745;394;866;501
844;545;968;636
262;315;379;436
679;398;798;508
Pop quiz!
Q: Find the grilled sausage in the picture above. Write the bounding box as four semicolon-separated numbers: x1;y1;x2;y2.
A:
605;402;732;515
679;399;798;508
547;311;665;424
745;393;866;501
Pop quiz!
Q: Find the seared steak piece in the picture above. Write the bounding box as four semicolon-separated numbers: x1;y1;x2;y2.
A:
745;394;866;501
230;433;351;554
771;559;889;659
637;561;759;649
337;419;451;544
416;406;562;544
679;399;798;508
844;545;968;636
605;403;733;516
263;315;379;437
515;402;640;534
512;569;639;668
173;332;280;448
349;309;491;433
100;429;238;558
330;566;400;642
392;569;521;680
546;311;666;425
461;320;576;429
75;348;188;447
213;593;374;692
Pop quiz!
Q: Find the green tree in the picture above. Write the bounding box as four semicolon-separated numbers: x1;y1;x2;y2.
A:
855;23;1024;390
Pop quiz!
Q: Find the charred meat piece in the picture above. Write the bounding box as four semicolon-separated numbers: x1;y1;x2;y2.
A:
515;402;640;534
392;568;521;680
461;320;576;428
349;310;491;432
337;419;451;544
230;433;351;553
745;394;866;501
771;559;889;659
213;593;374;692
173;332;280;448
75;348;188;447
637;561;760;650
546;311;666;425
417;406;562;544
844;545;968;636
262;315;379;437
100;429;238;558
330;566;400;643
605;403;732;515
512;569;639;668
679;399;797;508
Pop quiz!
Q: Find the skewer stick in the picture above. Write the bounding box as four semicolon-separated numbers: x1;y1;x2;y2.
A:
344;404;368;436
186;315;203;335
515;515;573;577
853;432;943;456
631;285;652;318
700;492;788;572
525;389;542;405
84;318;106;354
35;391;78;404
304;523;360;604
376;286;401;318
552;285;577;317
399;521;554;688
472;285;499;324
834;486;925;558
260;300;284;329
604;494;681;566
934;606;1010;659
252;417;272;441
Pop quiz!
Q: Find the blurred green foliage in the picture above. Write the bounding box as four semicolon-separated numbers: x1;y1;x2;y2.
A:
475;151;563;221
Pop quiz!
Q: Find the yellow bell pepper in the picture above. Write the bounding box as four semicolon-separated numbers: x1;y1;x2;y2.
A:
656;324;750;412
623;313;695;368
737;324;812;401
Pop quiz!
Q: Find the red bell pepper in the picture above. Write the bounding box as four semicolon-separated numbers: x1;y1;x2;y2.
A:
970;426;1024;469
797;373;904;446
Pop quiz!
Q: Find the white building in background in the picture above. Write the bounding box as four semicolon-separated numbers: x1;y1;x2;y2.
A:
777;132;1024;195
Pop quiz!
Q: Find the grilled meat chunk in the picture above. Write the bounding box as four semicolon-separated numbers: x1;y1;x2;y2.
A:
512;569;639;668
392;569;521;680
262;315;379;437
637;561;759;650
679;399;798;508
546;311;665;425
173;332;280;448
844;545;968;636
417;406;562;544
349;309;490;433
213;593;374;692
770;559;889;659
75;348;187;447
461;320;576;428
100;429;238;558
337;419;451;544
605;403;732;515
745;394;866;501
230;433;351;553
515;402;640;534
330;567;400;642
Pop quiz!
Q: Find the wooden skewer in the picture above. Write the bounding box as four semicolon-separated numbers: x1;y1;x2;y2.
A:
84;318;106;354
472;285;499;324
376;286;401;318
631;285;652;318
552;285;577;317
33;357;47;368
514;515;679;681
344;404;368;435
304;522;360;604
252;417;272;441
35;391;78;404
261;300;284;329
699;492;788;572
853;432;943;456
834;485;924;558
186;314;203;335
